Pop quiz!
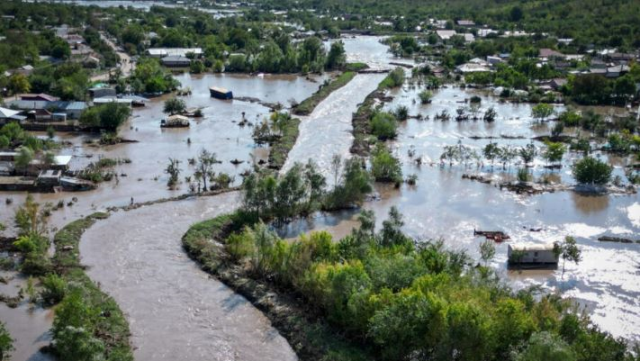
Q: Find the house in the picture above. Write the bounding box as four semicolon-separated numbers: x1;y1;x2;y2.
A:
210;87;233;100
486;56;503;66
477;29;497;38
606;64;630;78
20;93;59;102
539;48;565;60
36;169;62;187
88;87;117;99
508;243;558;266
456;62;491;73
463;33;475;43
456;20;475;27
147;48;203;58
550;78;567;90
161;55;191;67
16;65;34;76
6;100;87;120
436;30;456;41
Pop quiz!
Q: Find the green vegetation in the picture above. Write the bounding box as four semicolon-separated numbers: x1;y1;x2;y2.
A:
293;71;356;115
572;157;613;186
163;97;187;115
129;58;180;94
418;90;433;104
13;195;52;276
51;213;133;361
253;112;301;169
370;112;398;140
378;67;405;89
371;144;402;184
184;196;635;361
79;102;131;131
0;322;13;361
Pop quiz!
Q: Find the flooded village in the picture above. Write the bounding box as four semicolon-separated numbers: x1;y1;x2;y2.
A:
0;1;640;361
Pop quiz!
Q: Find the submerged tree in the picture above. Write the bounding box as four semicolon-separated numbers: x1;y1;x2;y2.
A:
195;149;217;191
163;97;186;115
479;239;496;266
165;158;181;189
553;236;582;279
572;156;612;186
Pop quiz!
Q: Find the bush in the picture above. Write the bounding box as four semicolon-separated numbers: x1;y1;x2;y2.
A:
572;157;612;185
418;90;433;104
370;112;398;140
379;67;405;89
163;97;186;115
371;145;402;183
41;273;67;305
0;322;13;361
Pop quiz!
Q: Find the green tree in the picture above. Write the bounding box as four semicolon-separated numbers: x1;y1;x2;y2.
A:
165;158;181;189
163;97;186;115
326;41;346;70
543;142;566;166
370;112;398;140
195;148;217;191
8;74;30;95
572;157;612;185
479;239;495;266
15;147;34;175
553;236;582;279
516;332;575;361
371;144;402;184
519;142;537;165
532;103;554;122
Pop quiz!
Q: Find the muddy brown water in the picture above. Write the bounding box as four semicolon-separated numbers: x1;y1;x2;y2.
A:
1;73;324;360
284;81;640;342
80;192;297;361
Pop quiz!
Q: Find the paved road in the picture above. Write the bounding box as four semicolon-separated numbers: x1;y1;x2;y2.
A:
91;33;134;82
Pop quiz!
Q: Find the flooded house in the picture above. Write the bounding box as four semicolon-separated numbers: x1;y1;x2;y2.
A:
507;243;558;267
161;114;190;128
161;55;191;67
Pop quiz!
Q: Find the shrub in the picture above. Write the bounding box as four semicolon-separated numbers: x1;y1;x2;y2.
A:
370;112;398;140
371;145;402;183
41;273;67;305
572;157;612;185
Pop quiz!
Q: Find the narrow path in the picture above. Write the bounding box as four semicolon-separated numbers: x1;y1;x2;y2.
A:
91;33;134;82
80;192;297;361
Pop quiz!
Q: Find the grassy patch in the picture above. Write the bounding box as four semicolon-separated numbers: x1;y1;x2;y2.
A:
268;117;300;170
293;71;357;116
52;213;133;361
182;212;371;361
344;62;369;72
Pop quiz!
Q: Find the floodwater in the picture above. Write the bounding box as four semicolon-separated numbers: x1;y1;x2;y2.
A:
1;73;326;232
0;272;54;361
80;192;298;361
1;72;322;361
285;80;640;342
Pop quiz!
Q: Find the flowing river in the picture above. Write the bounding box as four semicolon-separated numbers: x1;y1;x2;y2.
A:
80;192;298;361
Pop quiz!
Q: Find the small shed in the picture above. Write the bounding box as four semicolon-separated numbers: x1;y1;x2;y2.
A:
89;87;117;99
508;243;558;266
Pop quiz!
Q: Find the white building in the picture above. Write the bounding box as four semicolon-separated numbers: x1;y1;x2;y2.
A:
508;243;558;266
147;48;203;58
